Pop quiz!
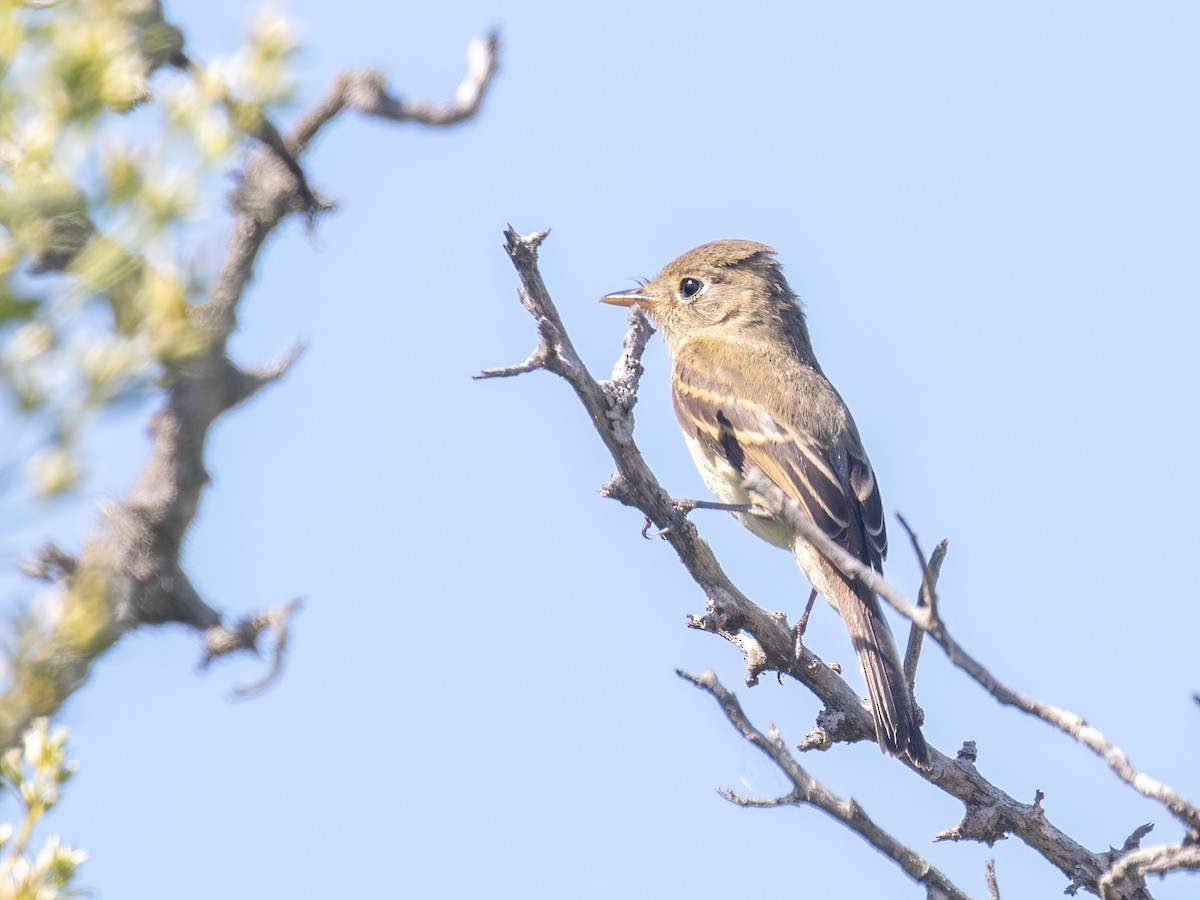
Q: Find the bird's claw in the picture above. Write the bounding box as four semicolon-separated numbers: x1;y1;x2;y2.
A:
642;517;671;539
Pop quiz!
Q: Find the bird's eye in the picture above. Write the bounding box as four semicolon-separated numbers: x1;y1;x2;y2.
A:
679;278;702;299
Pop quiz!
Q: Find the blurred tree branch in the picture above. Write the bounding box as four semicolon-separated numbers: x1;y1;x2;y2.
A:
482;227;1197;899
0;3;498;747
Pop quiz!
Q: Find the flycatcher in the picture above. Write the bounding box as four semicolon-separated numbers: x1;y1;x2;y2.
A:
601;240;930;768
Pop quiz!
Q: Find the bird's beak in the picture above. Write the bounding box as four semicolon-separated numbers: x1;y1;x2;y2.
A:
599;287;649;308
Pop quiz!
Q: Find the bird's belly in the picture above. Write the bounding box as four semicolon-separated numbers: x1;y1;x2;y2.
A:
682;433;794;549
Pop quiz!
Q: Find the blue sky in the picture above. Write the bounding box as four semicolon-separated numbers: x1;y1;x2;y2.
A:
4;1;1199;897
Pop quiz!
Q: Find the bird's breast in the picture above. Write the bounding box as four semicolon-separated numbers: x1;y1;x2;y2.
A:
680;431;795;549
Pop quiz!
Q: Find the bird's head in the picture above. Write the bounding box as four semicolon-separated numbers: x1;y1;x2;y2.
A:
600;240;804;355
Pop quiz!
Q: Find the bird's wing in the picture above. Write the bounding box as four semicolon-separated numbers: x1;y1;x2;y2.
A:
846;443;887;568
672;341;887;570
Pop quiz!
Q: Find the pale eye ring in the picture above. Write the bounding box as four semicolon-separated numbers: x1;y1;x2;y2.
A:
679;277;702;298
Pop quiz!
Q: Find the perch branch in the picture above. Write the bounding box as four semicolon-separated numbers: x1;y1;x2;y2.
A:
483;227;1194;898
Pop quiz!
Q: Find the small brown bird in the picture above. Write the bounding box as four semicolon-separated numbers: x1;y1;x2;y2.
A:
602;240;930;767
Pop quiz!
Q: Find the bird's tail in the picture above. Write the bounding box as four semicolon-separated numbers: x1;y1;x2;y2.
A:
839;578;931;768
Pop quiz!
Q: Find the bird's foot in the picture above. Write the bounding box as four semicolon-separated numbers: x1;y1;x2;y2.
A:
642;498;765;539
792;589;819;659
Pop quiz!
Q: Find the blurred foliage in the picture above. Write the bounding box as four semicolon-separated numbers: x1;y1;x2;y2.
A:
0;718;84;900
0;556;118;752
0;0;298;496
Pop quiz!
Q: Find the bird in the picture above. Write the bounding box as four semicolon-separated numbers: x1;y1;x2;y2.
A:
601;239;930;768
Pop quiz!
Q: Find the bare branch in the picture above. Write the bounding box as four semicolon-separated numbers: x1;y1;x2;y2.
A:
1099;842;1200;899
897;513;942;618
604;306;655;404
203;599;304;698
16;544;77;582
229;342;307;407
349;33;499;126
680;668;971;900
475;346;549;380
291;32;500;153
902;534;946;690
985;858;1000;900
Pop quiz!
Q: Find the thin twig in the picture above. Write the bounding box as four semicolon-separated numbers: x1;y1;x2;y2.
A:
899;516;947;689
680;668;971;900
984;859;1000;900
291;33;500;153
215;599;304;698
